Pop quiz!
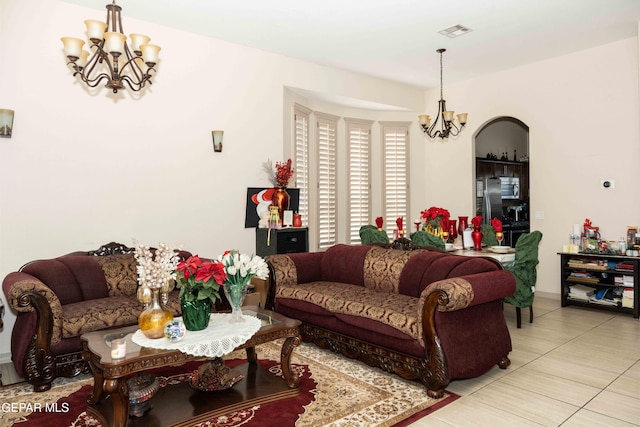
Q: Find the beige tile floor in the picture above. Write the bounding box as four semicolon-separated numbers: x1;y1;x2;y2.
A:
2;296;638;426
411;296;640;426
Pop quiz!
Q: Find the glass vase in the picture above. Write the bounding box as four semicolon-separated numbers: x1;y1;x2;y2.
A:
448;219;458;242
180;295;212;331
224;283;248;324
271;187;290;226
138;288;173;339
458;216;469;236
472;227;484;251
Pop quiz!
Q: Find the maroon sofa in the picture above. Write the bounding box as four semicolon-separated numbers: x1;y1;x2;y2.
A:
267;243;516;398
2;242;190;392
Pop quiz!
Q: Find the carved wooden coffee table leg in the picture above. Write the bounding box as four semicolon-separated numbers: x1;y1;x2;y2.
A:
83;348;103;405
280;335;301;388
104;377;130;427
246;346;257;363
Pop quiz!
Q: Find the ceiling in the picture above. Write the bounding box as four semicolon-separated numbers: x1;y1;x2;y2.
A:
63;0;640;106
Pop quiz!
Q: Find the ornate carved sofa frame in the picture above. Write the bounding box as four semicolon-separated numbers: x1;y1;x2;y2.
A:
266;242;515;398
2;242;189;392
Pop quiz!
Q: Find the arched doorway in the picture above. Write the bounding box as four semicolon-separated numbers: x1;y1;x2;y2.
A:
474;117;530;247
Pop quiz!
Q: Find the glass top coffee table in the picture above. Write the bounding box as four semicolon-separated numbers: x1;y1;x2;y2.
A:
81;306;301;427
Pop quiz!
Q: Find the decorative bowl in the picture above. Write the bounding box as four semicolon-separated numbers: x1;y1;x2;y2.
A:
164;319;186;342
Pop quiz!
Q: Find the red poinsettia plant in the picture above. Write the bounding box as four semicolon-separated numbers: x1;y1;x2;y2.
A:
176;255;227;304
420;206;451;229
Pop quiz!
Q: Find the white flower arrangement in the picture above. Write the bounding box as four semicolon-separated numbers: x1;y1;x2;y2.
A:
218;250;268;287
134;241;180;290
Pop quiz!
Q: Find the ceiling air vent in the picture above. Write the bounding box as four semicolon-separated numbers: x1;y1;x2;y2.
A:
438;25;472;38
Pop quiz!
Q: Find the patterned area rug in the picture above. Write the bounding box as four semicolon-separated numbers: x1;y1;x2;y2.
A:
0;341;458;426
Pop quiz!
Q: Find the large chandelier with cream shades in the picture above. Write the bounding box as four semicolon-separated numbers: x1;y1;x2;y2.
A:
418;49;467;140
60;1;160;93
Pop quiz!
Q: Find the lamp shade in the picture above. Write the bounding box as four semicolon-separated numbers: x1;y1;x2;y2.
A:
61;37;85;58
212;130;223;152
442;111;455;122
84;20;107;40
140;44;161;64
104;32;126;54
129;33;150;52
78;50;90;68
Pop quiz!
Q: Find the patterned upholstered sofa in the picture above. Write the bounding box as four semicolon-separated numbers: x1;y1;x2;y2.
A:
267;243;516;398
2;242;190;392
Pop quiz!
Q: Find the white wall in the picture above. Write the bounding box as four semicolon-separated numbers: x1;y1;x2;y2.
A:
0;0;424;361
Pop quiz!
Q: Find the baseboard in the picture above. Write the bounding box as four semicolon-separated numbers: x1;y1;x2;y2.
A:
536;291;560;300
0;352;11;364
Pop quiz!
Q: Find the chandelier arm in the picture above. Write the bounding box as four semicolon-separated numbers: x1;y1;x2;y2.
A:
119;57;148;84
76;70;112;88
120;76;144;92
81;43;113;83
120;74;153;92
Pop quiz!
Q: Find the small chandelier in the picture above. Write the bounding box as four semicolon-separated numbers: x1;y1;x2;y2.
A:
60;1;160;93
418;49;467;139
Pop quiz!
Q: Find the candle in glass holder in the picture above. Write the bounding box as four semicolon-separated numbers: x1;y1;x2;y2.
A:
111;338;126;359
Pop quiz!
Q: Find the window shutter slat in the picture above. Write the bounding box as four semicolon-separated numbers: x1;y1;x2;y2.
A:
317;119;337;249
347;122;371;245
383;126;409;239
294;109;310;227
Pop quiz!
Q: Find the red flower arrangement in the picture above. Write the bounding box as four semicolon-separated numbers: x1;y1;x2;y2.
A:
176;255;227;304
274;159;295;187
420;206;451;229
263;158;295;188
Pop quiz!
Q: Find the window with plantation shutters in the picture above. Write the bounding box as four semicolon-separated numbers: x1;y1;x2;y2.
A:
381;122;410;239
293;104;311;226
315;113;338;249
346;119;373;245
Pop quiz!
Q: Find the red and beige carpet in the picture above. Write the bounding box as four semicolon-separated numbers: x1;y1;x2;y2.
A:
0;341;458;426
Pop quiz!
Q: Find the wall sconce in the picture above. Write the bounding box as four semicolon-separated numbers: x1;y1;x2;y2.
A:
0;109;14;138
212;130;223;152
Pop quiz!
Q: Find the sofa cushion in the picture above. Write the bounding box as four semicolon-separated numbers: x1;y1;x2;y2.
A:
275;281;420;339
96;253;138;297
61;296;142;338
61;290;182;339
363;246;421;293
418;254;499;291
320;244;370;286
57;256;109;300
21;259;83;305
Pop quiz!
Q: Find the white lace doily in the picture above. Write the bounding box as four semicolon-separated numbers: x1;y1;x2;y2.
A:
131;313;261;358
